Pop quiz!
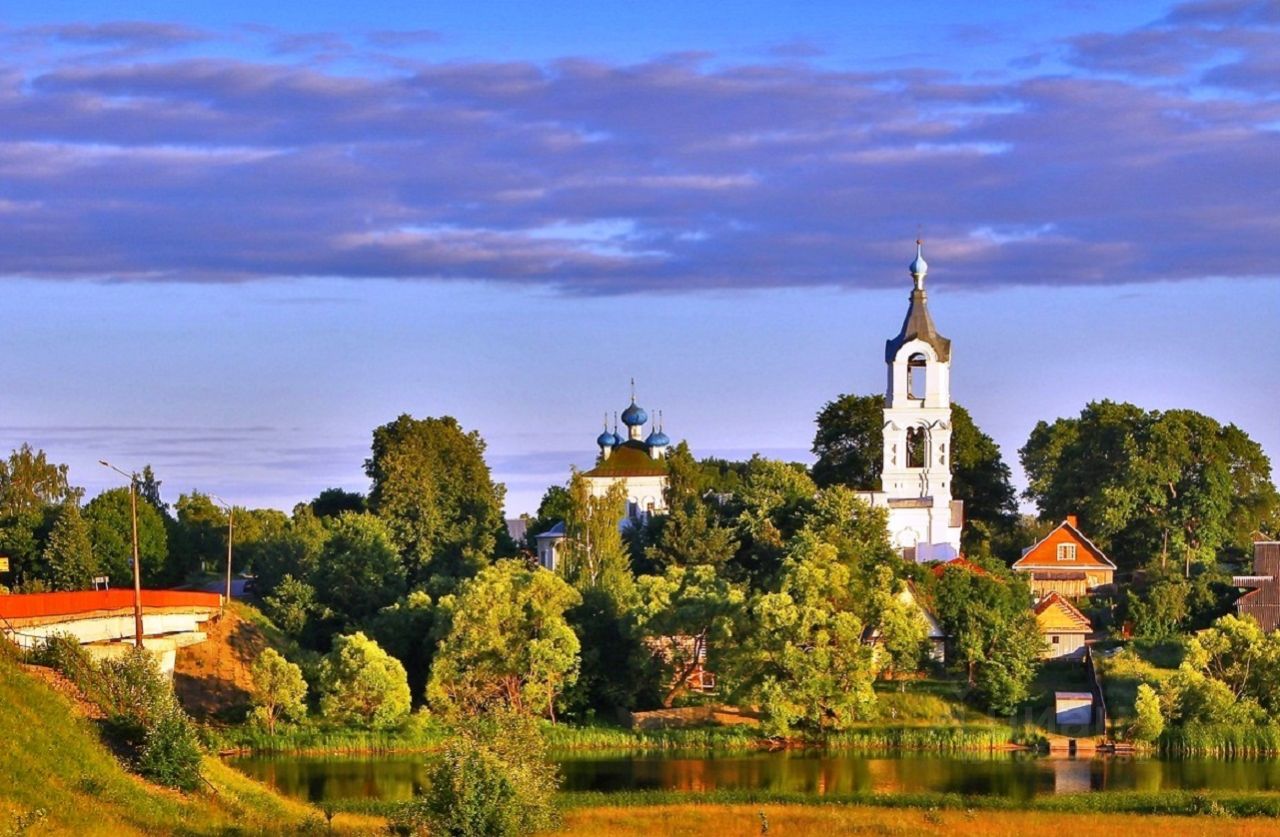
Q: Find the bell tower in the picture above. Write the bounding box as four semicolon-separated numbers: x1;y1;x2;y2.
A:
864;241;963;561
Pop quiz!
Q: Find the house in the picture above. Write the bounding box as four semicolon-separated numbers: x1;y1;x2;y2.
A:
1034;592;1093;660
1234;540;1280;631
644;633;716;697
866;582;946;664
1012;516;1116;598
535;522;565;571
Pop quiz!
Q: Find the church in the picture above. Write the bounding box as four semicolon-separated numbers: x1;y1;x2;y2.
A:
855;242;964;562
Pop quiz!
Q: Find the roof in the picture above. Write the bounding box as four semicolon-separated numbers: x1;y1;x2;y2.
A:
1034;592;1093;633
1013;519;1116;572
929;557;990;579
535;521;566;540
885;284;951;363
584;440;668;478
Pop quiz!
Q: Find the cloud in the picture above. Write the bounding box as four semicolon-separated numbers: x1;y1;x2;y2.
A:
0;10;1276;293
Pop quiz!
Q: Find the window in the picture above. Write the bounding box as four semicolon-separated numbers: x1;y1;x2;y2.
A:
1057;543;1077;561
906;426;927;468
1052;636;1061;645
907;353;927;399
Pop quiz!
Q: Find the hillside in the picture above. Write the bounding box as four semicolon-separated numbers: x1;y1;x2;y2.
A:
0;641;380;836
174;600;299;721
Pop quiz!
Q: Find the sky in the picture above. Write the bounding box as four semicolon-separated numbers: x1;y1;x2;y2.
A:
0;0;1277;515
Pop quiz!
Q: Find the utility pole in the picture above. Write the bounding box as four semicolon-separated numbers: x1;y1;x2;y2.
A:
101;460;144;648
212;495;235;608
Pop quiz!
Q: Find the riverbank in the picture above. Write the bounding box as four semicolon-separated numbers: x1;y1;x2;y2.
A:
556;803;1280;836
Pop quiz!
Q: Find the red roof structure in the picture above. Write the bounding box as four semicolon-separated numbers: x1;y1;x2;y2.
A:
929;556;989;579
0;590;221;623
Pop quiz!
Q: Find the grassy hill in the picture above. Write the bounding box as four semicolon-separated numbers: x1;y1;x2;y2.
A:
0;640;381;835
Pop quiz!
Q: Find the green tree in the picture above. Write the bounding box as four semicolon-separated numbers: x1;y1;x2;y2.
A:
1128;572;1190;640
931;562;1043;714
637;564;745;707
366;590;438;701
733;456;818;586
1130;683;1165;742
523;484;572;550
249;648;308;734
410;710;559;837
812;394;1017;553
39;500;97;591
170;492;227;581
644;443;739;573
0;445;81;584
1021;401;1278;572
309;487;367;519
262;574;318;638
559;471;632;595
733;532;880;735
318;632;412;728
366;414;507;591
83;487;169;587
250;505;329;595
428;561;582;721
136;465;167;515
867;569;931;681
312;513;406;628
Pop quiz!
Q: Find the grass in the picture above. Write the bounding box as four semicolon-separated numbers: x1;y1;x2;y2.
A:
0;640;383;835
1098;643;1182;727
1160;724;1280;757
554;803;1280;836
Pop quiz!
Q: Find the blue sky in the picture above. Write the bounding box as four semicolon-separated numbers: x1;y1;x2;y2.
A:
1;0;1277;515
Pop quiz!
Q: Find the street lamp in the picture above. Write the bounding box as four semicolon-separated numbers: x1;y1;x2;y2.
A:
99;460;144;648
210;494;234;606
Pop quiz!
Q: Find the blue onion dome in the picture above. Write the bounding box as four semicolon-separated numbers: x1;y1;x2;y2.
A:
621;402;648;427
646;429;670;447
909;239;928;277
597;430;619;448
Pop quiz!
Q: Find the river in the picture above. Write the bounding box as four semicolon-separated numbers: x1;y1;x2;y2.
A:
227;750;1280;803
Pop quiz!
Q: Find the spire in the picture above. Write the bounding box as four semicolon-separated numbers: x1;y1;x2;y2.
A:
630;377;636;403
886;239;950;363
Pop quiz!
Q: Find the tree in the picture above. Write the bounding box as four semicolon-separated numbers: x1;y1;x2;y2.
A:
84;487;169;587
366;414;507;591
812;394;1017;552
428;561;582;721
931;562;1043;714
318;632;412;728
1128;572;1190;640
643;443;739;573
1021;401;1278;572
311;512;406;628
0;445;81;584
523;484;573;550
263;574;318;638
409;710;559;837
1130;683;1165;742
366;590;438;701
559;471;632;595
733;456;818;586
40;500;97;591
636;565;745;707
866;568;931;681
309;487;367;519
249;648;308;734
732;533;880;736
136;465;167;516
250;506;328;595
169;492;227;581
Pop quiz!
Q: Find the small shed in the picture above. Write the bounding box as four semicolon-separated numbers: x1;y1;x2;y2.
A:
1055;691;1094;728
1034;592;1093;660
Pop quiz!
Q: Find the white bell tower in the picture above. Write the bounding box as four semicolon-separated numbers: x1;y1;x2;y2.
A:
859;241;963;561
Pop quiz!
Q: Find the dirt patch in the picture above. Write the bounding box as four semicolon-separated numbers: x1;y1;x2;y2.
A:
19;662;105;720
173;609;269;721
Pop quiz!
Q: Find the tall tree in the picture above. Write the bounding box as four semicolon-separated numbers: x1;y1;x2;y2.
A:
559;471;632;595
428;560;582;721
1020;401;1278;572
522;484;572;551
309;487;367;519
40;500;97;591
318;632;412;729
811;394;1017;552
312;512;407;628
365;415;506;591
170;492;227;581
84;487;169;587
644;443;739;573
136;465;167;516
0;445;81;583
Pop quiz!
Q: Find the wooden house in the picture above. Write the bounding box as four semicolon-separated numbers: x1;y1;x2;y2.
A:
866;582;947;664
1012;516;1116;598
1234;540;1280;631
1034;592;1093;660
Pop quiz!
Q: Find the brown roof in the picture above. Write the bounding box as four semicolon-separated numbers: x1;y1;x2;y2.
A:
929;557;990;579
1013;519;1116;572
885;284;951;363
584;440;668;478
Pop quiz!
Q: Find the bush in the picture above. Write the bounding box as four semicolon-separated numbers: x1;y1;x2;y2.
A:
318;632;411;729
402;711;559;837
137;702;203;791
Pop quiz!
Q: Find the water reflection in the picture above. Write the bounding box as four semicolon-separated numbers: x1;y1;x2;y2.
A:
227;751;1280;803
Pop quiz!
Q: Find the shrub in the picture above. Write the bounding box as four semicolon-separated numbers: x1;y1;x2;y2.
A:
1129;683;1164;742
137;702;203;791
318;632;411;729
249;648;308;734
404;711;559;837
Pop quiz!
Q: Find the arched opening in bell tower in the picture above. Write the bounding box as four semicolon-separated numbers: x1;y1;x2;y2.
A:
906;426;927;469
907;352;927;400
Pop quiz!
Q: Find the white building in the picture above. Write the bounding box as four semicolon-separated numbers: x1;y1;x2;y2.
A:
858;243;964;562
537;391;672;571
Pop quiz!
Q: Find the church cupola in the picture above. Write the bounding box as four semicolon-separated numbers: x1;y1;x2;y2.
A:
597;414;619;459
620;380;648;442
645;410;670;458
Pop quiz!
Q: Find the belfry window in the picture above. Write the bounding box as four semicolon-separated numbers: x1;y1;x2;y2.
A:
907;353;927;400
906;426;927;468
